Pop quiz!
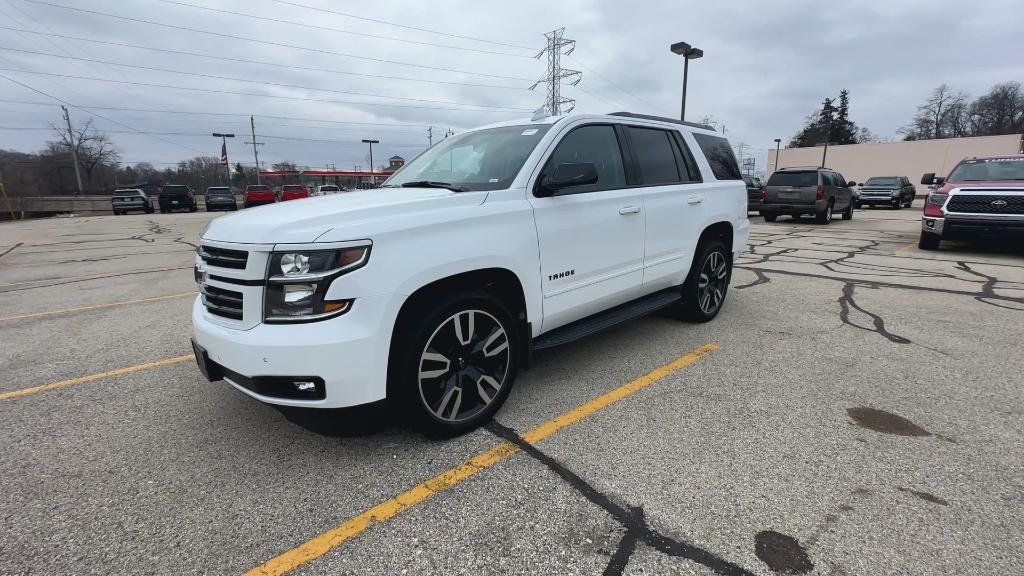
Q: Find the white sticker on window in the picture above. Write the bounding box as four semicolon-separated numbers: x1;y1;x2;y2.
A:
489;178;499;182
521;129;539;136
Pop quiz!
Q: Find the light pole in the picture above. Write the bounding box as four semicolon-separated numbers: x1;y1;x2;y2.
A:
361;139;379;188
670;41;703;122
212;132;235;185
773;138;782;172
247;116;264;185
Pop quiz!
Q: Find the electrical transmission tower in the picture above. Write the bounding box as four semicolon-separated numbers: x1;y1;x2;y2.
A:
530;27;581;115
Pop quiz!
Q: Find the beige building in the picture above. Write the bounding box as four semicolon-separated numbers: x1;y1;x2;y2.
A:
769;134;1024;194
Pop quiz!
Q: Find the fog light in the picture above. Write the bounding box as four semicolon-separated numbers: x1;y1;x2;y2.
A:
925;219;935;228
294;381;316;392
283;283;316;303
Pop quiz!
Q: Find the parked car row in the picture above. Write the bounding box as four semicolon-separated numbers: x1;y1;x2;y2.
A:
111;183;317;214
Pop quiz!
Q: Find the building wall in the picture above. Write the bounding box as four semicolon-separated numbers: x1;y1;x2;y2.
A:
768;134;1023;195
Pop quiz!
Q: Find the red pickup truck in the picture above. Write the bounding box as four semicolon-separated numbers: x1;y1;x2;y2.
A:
243;184;276;208
279;184;310;202
919;155;1024;250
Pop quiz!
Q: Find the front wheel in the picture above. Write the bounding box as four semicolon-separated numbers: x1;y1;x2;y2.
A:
393;291;518;436
842;200;854;220
677;240;731;323
762;213;777;222
918;231;940;250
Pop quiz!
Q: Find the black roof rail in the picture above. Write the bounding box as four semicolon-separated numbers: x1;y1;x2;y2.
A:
779;165;826;171
608;112;715;131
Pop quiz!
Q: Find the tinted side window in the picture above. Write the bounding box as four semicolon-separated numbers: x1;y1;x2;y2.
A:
671;132;702;182
692;133;741;180
626;127;681;185
835;173;847;186
541;125;626;194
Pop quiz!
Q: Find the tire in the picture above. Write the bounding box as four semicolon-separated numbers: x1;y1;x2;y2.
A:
918;231;940;250
392;290;519;436
816;201;834;224
842;200;854;220
145;206;154;214
189;206;197;213
677;239;731;323
762;214;777;222
892;200;901;210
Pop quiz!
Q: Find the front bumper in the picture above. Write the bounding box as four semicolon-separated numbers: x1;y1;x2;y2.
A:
191;293;401;408
860;196;899;205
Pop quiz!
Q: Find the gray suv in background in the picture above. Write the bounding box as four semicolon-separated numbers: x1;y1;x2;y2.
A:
760;167;856;224
111;188;154;215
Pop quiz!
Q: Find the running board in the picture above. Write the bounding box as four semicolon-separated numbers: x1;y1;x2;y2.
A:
532;290;681;351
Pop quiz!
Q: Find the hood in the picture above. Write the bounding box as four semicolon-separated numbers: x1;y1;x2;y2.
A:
202;188;485;244
937;180;1024;194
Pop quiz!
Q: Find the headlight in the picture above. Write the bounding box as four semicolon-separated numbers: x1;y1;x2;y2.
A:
264;245;369;323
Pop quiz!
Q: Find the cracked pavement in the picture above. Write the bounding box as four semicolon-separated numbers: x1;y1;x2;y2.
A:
1;206;1022;575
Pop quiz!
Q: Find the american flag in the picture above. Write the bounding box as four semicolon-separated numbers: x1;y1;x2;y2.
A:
220;141;228;166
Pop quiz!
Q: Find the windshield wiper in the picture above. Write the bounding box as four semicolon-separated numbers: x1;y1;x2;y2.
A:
400;181;469;192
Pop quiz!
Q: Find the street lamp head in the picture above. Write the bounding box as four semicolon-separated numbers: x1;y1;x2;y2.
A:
361;139;380;144
774;138;782;143
670;41;691;55
685;48;703;60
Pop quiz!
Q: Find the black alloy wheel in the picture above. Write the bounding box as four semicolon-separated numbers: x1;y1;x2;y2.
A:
678;240;731;323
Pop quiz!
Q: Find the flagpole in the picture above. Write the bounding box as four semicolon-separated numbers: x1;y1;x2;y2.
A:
212;132;235;187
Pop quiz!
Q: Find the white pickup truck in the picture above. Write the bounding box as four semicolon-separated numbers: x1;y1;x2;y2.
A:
191;112;749;433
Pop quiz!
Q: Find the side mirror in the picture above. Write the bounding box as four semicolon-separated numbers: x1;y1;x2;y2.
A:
846;181;856;187
920;173;935;185
537;162;599;196
856;182;863;187
934;176;945;185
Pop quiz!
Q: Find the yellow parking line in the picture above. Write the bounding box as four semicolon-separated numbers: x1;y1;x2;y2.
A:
0;355;193;401
0;292;197;323
895;242;917;253
245;343;719;576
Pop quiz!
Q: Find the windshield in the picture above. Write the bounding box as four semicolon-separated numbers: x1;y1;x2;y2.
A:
767;171;817;187
162;185;189;194
282;185;304;191
864;177;899;187
207;188;231;195
114;190;140;196
246;185;271;191
383;125;551;191
320;186;339;191
948;158;1024;181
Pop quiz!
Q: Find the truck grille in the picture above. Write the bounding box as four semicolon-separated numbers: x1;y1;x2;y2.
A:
947;195;1024;215
201;285;244;320
198;245;248;269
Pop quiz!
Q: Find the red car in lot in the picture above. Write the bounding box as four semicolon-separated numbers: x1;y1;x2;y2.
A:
243;184;276;208
279;184;310;202
919;154;1024;250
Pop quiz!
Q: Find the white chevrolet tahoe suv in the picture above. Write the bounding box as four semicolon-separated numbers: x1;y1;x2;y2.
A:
192;112;749;434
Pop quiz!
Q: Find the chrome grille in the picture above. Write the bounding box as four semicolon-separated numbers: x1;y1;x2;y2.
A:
947;195;1024;215
201;285;244;320
198;245;248;269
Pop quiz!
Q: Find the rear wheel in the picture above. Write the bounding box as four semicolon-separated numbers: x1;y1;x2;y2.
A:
762;213;777;222
816;201;834;224
842;200;854;220
918;231;940;250
393;291;518;436
677;240;731;323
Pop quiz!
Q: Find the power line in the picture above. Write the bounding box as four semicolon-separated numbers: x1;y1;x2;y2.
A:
0;25;526;91
24;0;536;82
0;99;448;129
156;0;534;59
567;55;665;114
0;72;205;153
0;45;534;110
0;67;534;113
267;0;536;51
0;125;429;147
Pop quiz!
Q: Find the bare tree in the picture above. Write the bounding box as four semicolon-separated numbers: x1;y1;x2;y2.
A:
968;81;1024;136
45;119;119;190
901;84;969;140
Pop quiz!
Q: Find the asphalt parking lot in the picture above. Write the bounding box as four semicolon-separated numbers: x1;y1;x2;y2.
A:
1;206;1022;576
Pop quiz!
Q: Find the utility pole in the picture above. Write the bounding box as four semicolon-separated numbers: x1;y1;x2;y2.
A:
246;116;265;184
60;105;84;194
821;98;834;168
427;126;433;147
530;28;581;115
361;139;379;188
212;132;235;185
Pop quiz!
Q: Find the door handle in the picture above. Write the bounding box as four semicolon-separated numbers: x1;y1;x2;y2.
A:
687;195;704;205
619;206;640;215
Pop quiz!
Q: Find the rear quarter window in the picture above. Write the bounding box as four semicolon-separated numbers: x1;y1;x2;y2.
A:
692;133;741;181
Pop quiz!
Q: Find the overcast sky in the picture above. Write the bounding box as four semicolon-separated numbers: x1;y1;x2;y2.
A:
0;0;1021;174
